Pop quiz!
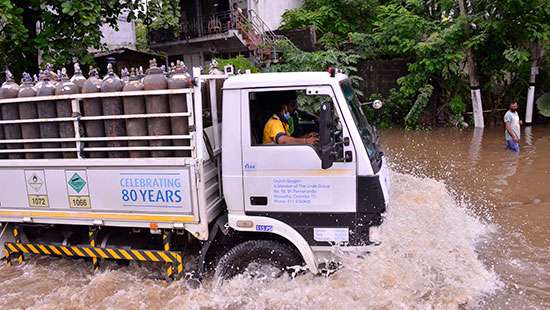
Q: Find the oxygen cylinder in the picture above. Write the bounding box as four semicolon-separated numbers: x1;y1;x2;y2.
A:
0;69;22;159
121;68;130;87
100;63;127;158
122;68;148;158
138;66;145;80
32;73;40;88
55;68;78;158
81;67;106;158
18;72;41;159
143;59;171;157
167;60;192;157
70;63;86;91
49;65;59;86
36;66;61;158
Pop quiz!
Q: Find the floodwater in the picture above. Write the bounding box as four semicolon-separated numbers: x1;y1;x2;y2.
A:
381;125;550;309
0;126;548;309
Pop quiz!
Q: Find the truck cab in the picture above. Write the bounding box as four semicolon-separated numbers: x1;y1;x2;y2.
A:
221;71;391;274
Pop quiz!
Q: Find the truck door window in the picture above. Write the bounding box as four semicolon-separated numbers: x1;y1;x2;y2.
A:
248;90;345;162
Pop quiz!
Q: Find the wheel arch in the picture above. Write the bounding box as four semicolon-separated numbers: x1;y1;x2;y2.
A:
199;214;319;275
224;214;319;274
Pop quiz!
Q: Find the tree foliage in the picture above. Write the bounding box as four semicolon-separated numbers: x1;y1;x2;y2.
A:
268;40;363;96
281;0;550;127
215;55;259;73
0;0;179;79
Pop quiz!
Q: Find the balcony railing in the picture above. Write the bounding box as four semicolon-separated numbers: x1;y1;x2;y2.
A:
150;9;244;44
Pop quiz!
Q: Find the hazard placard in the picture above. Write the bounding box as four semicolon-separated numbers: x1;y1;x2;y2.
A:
65;170;91;209
24;170;49;208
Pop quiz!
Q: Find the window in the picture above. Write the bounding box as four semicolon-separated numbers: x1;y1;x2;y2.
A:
248;89;345;161
339;79;381;172
248;90;313;145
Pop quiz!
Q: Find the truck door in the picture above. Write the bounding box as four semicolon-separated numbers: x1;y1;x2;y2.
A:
241;87;357;244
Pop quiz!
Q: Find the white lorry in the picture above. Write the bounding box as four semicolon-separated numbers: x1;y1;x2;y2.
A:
0;67;391;280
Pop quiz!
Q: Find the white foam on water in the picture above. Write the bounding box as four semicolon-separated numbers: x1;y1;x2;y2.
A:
196;172;502;309
0;172;502;309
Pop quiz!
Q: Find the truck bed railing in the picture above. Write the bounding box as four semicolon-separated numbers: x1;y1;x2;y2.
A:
0;88;196;159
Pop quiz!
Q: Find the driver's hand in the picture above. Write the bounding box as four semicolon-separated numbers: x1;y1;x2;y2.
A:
306;136;319;145
306;132;319;138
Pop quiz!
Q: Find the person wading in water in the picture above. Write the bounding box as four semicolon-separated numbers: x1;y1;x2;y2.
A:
504;101;521;152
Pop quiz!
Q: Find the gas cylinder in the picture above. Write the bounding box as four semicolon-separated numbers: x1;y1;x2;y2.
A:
167;60;192;157
0;69;22;159
100;63;127;158
121;68;130;87
138;66;145;80
81;67;106;158
55;68;78;158
18;72;41;159
122;68;148;158
48;65;59;86
143;59;171;157
70;63;86;91
36;67;61;158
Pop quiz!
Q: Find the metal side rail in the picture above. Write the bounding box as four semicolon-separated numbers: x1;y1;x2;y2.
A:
2;228;184;280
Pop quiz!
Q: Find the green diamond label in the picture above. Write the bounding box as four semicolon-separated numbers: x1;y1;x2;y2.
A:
65;170;91;209
68;173;86;193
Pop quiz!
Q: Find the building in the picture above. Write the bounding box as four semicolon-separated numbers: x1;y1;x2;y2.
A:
93;11;165;76
99;11;137;50
150;0;303;68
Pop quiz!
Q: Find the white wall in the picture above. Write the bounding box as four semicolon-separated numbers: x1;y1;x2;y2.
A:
247;0;303;30
100;11;136;49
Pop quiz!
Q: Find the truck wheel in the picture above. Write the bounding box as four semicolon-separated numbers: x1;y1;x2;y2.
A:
214;240;302;283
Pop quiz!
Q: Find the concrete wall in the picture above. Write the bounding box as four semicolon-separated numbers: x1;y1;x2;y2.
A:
357;59;409;97
247;0;303;30
280;26;317;52
100;11;136;50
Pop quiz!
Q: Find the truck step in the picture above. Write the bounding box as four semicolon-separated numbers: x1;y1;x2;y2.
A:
3;241;184;280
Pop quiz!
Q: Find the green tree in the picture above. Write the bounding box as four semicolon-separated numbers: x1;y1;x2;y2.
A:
280;0;378;48
281;0;550;127
0;0;180;79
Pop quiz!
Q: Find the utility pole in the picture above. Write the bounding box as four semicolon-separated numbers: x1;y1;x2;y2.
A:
458;0;484;128
525;41;543;125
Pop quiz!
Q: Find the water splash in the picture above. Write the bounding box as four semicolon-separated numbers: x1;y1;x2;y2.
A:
0;172;501;309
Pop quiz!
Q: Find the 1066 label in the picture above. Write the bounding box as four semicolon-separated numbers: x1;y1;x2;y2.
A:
65;170;91;209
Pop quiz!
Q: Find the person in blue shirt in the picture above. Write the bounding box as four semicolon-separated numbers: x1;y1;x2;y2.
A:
504;101;521;152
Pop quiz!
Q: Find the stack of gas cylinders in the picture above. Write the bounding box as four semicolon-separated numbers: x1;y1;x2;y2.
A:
0;59;206;159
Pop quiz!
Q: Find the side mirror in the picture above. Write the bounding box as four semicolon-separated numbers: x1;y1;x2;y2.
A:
372;99;383;109
319;101;336;169
360;99;384;109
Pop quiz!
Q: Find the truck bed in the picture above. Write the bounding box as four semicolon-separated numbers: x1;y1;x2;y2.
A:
0;76;225;238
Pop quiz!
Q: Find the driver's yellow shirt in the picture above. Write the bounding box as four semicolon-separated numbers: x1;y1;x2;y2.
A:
263;114;289;144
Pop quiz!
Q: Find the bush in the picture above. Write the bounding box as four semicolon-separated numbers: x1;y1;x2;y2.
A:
448;95;466;116
215;55;258;73
404;84;434;129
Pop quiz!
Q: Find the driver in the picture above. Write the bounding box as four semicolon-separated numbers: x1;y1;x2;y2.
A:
263;98;319;145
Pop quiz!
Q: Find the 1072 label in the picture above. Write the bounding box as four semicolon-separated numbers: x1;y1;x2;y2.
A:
28;195;49;208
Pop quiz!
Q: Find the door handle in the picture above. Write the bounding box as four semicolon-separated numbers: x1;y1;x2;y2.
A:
250;196;268;206
345;150;353;162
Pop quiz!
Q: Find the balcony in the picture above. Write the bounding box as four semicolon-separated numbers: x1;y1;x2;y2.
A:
150;10;242;44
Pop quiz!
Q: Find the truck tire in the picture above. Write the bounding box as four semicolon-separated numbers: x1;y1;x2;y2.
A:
214;240;302;283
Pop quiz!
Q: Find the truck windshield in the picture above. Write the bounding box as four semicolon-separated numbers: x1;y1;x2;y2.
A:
339;79;382;173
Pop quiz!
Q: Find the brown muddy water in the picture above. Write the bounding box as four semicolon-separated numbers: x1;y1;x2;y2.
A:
0;126;548;309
